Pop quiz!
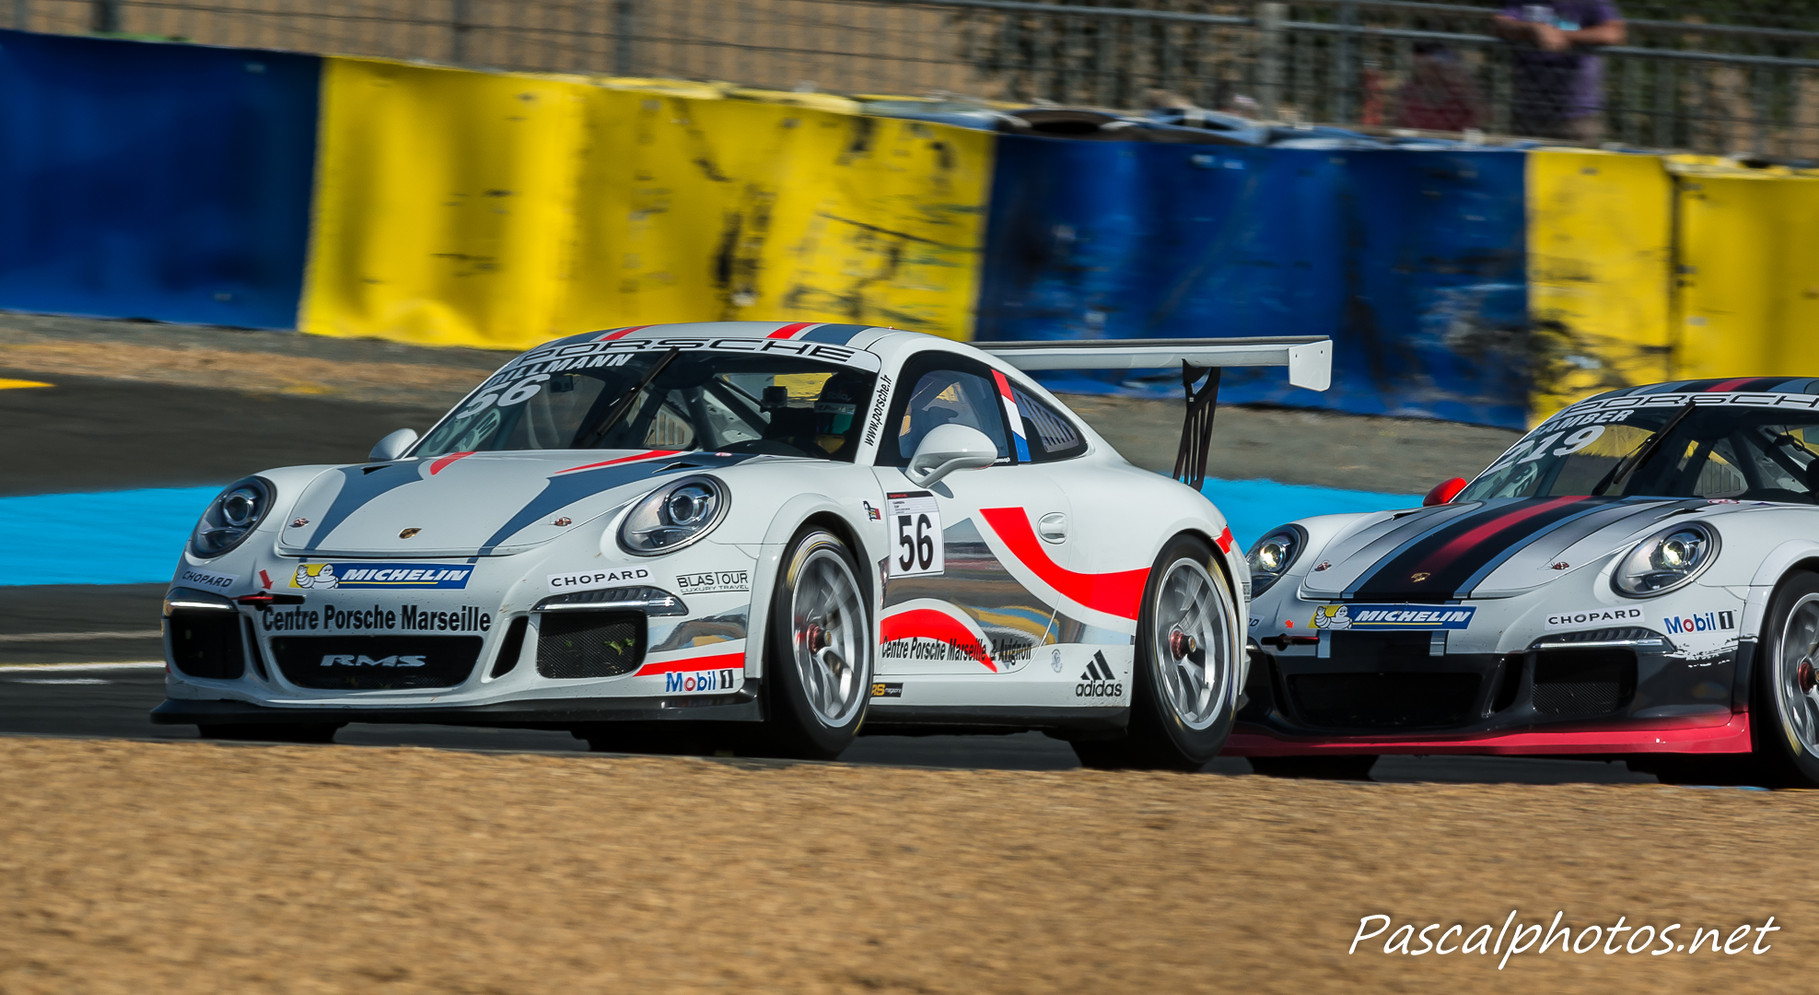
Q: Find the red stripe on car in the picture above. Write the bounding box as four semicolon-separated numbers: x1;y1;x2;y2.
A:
978;507;1148;620
596;325;652;341
879;608;996;671
1706;377;1751;392
633;651;745;676
558;449;682;474
767;321;819;339
1215;525;1234;555
428;451;474;476
1404;496;1582;580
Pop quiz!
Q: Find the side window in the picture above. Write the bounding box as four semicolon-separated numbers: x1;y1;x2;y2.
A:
1008;384;1088;462
886;360;1011;466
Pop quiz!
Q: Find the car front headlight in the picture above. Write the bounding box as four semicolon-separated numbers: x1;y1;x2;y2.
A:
1612;522;1719;598
189;476;274;558
617;475;728;556
1246;525;1306;597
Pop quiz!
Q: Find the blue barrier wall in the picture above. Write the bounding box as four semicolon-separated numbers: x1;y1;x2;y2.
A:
0;31;319;328
974;136;1530;428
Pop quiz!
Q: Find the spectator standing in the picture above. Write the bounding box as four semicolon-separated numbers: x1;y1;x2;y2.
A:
1492;2;1628;142
1394;42;1485;132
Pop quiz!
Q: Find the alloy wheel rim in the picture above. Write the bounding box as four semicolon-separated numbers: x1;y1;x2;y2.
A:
1151;558;1232;731
1777;593;1819;756
790;545;866;727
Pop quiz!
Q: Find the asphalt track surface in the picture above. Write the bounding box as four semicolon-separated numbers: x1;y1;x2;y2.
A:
0;328;1662;784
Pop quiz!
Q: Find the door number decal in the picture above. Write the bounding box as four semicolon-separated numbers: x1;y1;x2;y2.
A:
888;491;943;577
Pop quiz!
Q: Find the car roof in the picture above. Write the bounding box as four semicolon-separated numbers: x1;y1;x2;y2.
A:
1588;377;1819;401
552;320;936;352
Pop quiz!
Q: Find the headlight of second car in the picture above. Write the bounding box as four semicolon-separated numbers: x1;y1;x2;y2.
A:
189;476;273;558
618;475;729;555
1246;525;1306;597
1612;521;1718;597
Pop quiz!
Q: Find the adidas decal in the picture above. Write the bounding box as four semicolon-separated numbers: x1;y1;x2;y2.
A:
1075;651;1124;699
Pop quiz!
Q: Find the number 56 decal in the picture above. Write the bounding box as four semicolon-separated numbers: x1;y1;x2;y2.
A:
887;492;943;577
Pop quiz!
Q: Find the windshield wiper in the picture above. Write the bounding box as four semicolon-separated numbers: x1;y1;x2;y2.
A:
577;347;680;449
1591;399;1698;497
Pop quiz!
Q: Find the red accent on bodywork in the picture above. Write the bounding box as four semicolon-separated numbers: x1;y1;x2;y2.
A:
1408;496;1581;577
1215;525;1234;555
1422;477;1467;507
1225;712;1752;757
879;608;996;671
259;570;273;590
767;321;819;339
558;450;682;474
990;368;1014;399
1706;378;1751;392
428;451;474;476
978;507;1148;620
633;651;745;677
596;325;652;341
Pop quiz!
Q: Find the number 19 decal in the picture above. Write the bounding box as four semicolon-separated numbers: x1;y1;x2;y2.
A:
887;492;943;577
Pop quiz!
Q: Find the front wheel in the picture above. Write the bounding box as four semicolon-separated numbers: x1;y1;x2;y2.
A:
1072;534;1240;771
1751;571;1819;787
755;527;872;759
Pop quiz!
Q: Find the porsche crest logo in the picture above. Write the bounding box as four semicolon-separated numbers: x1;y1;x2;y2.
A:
399;528;421;539
1410;571;1431;583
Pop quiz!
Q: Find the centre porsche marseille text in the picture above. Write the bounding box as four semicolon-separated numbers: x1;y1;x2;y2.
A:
1350;912;1779;968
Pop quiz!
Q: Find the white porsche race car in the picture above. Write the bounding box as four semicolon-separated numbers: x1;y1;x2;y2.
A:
1239;377;1819;786
155;321;1330;767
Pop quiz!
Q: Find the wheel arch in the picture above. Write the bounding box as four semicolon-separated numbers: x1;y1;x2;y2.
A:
744;495;882;682
1738;546;1819;716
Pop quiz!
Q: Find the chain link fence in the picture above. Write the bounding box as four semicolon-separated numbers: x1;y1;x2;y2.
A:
12;0;1819;157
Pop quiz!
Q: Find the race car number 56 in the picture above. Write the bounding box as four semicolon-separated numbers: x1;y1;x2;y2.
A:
888;492;943;577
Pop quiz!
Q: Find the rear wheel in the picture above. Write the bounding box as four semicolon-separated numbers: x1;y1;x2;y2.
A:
1750;571;1819;787
754;527;871;759
1072;535;1239;771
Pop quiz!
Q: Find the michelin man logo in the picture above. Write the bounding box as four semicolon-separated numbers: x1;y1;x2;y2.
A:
1310;605;1352;630
292;564;339;590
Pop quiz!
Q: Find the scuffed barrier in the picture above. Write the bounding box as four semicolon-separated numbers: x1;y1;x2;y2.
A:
1525;150;1673;424
301;58;992;349
1671;160;1819;382
974;137;1530;428
0;30;319;328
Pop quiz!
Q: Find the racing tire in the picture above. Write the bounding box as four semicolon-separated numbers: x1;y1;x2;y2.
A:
197;722;341;745
1748;570;1819;787
1071;534;1240;771
754;527;872;760
1247;755;1379;780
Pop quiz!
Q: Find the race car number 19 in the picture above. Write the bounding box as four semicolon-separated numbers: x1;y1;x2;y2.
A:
887;492;943;577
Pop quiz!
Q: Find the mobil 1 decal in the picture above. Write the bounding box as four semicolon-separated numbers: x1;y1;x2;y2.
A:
888;491;943;577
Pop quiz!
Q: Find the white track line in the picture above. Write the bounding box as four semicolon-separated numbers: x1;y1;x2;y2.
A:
0;631;162;643
0;661;164;672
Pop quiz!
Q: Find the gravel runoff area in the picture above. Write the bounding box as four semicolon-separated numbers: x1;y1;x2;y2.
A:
0;737;1808;993
0;311;1521;494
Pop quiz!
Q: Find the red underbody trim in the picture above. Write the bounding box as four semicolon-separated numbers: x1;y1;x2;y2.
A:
1224;713;1753;757
767;321;818;339
978;507;1147;620
428;451;474;476
880;608;996;672
559;449;681;474
634;651;745;677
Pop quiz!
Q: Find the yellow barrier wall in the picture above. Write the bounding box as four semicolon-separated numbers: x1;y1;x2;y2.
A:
301;58;992;350
1673;166;1819;381
1525;150;1674;423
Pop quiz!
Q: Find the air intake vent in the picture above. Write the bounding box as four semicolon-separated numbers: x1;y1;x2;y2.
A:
1532;649;1636;719
490;616;529;678
1286;672;1481;730
537;612;646;679
167;610;245;680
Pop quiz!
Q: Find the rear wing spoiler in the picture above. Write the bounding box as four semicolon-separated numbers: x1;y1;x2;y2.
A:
976;336;1333;491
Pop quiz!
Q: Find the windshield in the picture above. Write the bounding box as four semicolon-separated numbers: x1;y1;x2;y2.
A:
418;350;879;462
1459;399;1819;503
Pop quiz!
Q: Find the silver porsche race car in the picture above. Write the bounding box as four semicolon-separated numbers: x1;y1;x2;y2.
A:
1238;377;1819;786
154;320;1330;767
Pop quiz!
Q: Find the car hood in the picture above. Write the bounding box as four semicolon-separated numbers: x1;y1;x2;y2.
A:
275;449;758;557
1298;496;1727;601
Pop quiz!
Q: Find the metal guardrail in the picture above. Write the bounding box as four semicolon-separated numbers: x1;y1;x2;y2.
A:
11;0;1819;158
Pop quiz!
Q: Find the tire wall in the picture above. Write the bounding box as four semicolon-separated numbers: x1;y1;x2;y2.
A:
4;29;1818;429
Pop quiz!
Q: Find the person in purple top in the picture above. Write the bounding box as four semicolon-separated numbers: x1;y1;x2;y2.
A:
1492;1;1628;142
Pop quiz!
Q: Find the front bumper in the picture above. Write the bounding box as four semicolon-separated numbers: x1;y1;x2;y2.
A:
1228;627;1753;756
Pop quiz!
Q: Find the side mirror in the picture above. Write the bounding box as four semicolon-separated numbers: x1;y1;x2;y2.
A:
369;428;419;462
907;424;998;487
1423;477;1468;507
